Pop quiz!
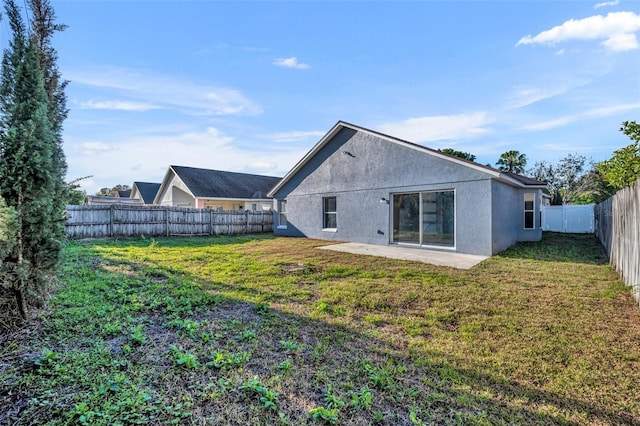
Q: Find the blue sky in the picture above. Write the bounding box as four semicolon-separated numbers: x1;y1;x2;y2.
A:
9;0;639;193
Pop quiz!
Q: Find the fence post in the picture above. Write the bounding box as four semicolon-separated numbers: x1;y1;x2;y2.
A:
210;209;214;236
245;210;250;234
165;207;169;237
109;204;114;237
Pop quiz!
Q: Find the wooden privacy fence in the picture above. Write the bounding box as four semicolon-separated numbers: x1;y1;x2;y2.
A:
595;178;640;306
65;205;274;239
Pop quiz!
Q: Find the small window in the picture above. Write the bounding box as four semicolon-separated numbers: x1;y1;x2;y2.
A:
278;200;287;228
323;197;337;229
524;193;535;229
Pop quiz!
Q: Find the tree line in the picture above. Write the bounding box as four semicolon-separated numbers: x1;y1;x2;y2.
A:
440;121;639;205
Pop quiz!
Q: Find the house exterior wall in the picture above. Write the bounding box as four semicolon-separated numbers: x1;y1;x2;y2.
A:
156;172;194;207
130;187;142;202
199;200;271;210
490;181;542;253
272;128;503;256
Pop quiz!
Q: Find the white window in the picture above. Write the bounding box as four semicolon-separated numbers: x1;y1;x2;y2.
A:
323;197;337;230
277;200;287;228
524;193;535;229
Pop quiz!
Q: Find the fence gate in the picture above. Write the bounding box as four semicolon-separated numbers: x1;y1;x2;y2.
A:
541;204;595;233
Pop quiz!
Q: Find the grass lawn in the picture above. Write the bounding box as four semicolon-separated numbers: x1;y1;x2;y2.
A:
1;233;639;425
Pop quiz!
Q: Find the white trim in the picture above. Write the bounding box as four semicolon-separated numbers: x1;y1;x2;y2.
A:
153;166;197;205
277;199;287;228
523;192;536;230
322;228;338;233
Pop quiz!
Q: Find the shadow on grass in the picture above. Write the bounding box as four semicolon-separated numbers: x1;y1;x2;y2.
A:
2;234;636;425
497;232;608;265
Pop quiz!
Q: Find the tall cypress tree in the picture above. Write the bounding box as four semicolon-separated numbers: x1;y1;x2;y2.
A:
0;0;60;319
28;0;68;216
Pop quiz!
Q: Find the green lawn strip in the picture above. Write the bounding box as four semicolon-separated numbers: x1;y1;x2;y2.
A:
1;233;639;425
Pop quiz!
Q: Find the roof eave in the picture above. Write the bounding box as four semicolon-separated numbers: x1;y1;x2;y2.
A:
153;166;196;205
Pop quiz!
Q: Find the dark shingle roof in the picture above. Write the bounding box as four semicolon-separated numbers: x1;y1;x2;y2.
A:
118;189;132;198
133;182;161;204
171;166;281;199
500;172;547;186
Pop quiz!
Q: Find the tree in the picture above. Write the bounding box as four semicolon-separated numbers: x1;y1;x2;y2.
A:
64;176;92;205
0;0;66;319
596;121;640;190
0;196;16;255
96;184;131;197
496;150;527;174
28;0;68;253
529;154;607;204
438;148;476;162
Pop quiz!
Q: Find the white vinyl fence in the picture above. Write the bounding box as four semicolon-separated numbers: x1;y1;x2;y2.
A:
541;204;595;233
65;205;274;239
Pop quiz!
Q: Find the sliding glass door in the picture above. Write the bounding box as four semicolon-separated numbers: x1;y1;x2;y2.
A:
392;191;455;247
392;193;420;243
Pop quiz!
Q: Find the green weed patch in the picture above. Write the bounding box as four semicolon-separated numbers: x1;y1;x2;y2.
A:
1;233;639;425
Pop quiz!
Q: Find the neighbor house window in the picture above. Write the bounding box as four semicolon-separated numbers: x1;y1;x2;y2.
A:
278;200;287;228
323;196;337;229
524;193;535;229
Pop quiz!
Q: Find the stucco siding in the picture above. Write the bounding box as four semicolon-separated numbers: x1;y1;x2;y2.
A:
273;129;498;255
490;181;543;253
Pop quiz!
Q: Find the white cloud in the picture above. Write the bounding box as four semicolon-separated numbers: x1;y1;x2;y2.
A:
594;0;619;9
247;161;278;171
378;112;494;143
66;127;306;192
273;57;311;70
79;141;112;156
506;86;570;109
601;32;639;50
68;67;262;116
522;103;640;131
80;100;160;111
516;11;640;52
264;130;325;143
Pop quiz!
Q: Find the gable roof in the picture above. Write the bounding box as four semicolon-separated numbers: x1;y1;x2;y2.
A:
268;121;546;197
133;182;161;204
166;166;281;199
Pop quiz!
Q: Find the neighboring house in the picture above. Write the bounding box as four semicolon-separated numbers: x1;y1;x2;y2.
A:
130;182;161;205
154;165;281;210
118;189;132;198
86;195;144;206
268;121;547;256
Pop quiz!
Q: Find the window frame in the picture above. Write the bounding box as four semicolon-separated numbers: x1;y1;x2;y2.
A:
277;199;287;229
524;192;535;230
322;196;337;231
391;189;456;249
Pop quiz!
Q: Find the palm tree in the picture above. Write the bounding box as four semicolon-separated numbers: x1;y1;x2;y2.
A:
496;150;527;174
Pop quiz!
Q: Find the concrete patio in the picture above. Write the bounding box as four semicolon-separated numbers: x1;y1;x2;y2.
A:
318;242;488;269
